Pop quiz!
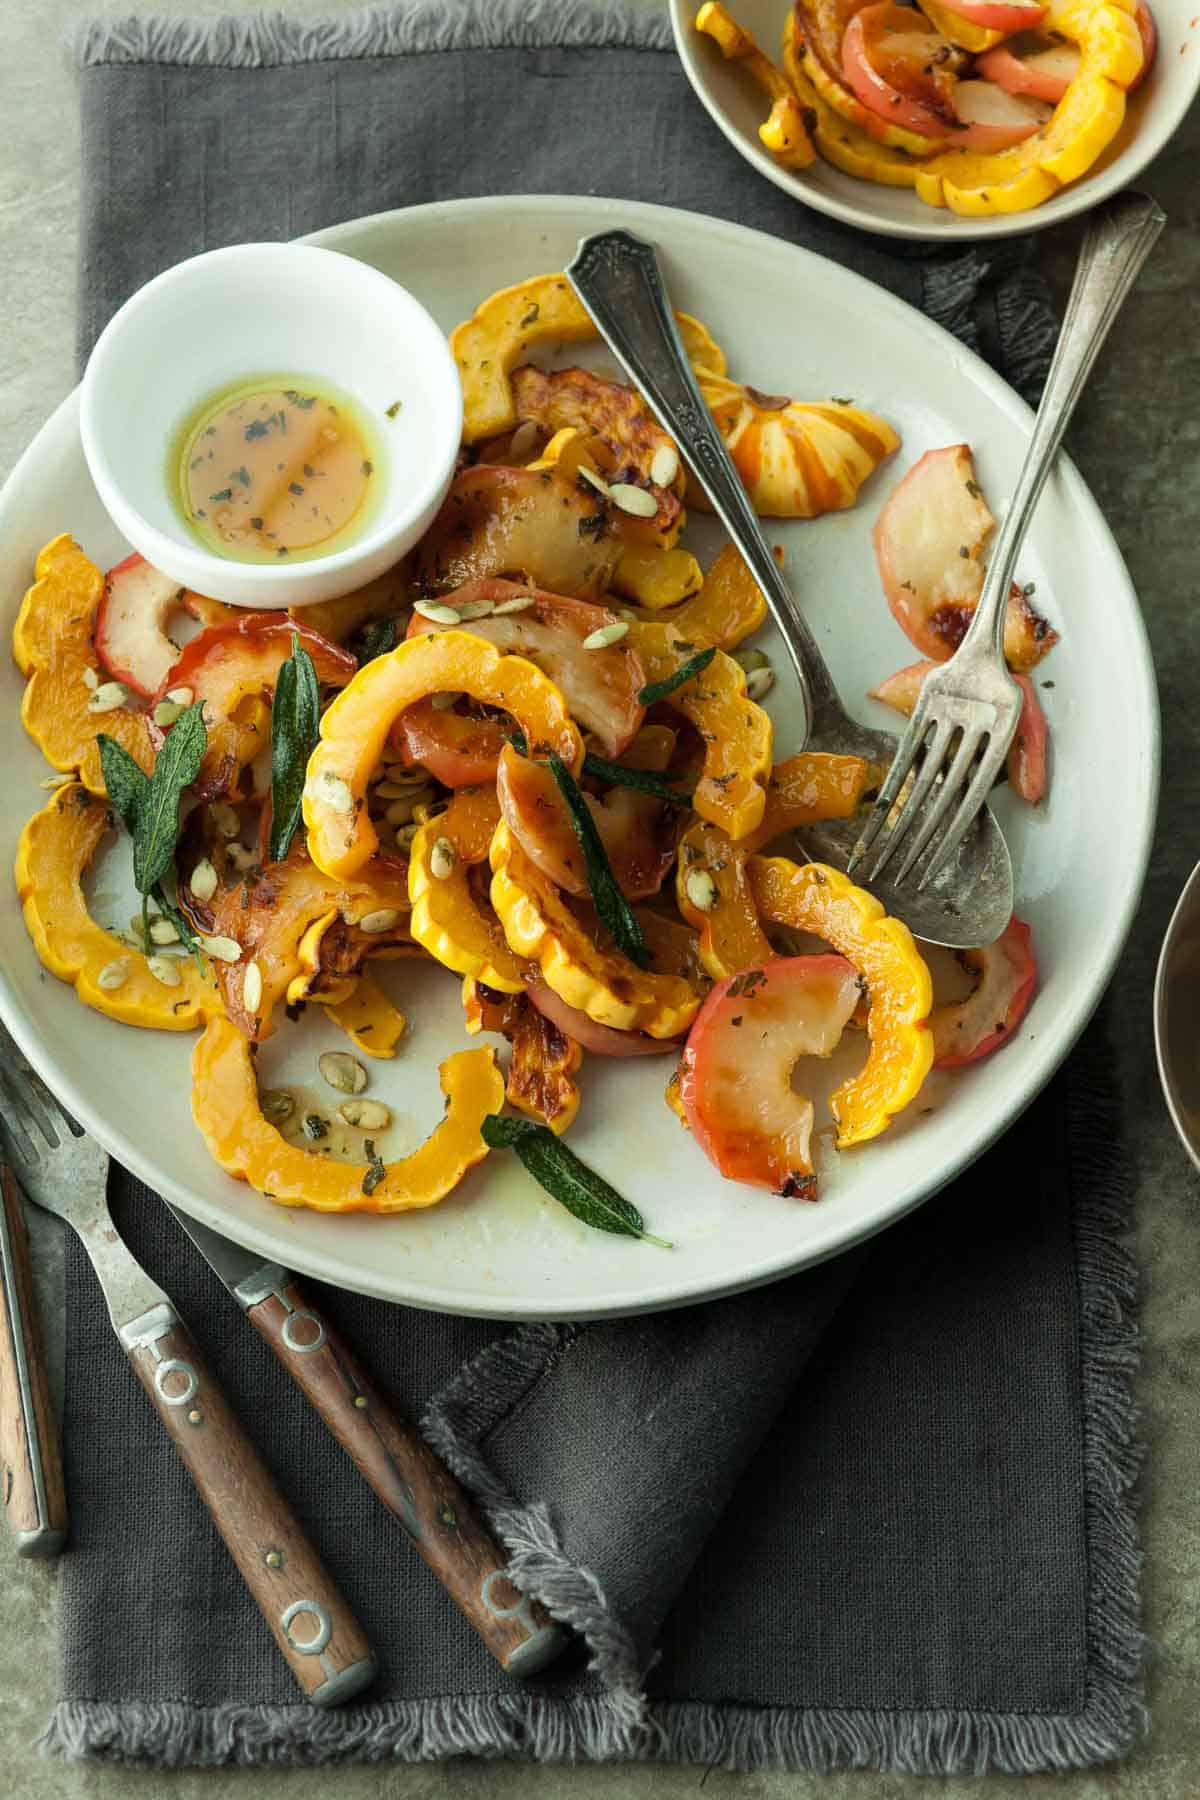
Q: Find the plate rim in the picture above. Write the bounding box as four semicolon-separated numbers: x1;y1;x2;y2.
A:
0;192;1161;1318
668;0;1200;242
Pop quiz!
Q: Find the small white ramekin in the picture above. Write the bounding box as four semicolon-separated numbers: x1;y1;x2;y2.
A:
80;242;462;608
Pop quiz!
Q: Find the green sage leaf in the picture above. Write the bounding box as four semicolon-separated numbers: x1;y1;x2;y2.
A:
580;752;695;805
545;753;648;969
481;1115;670;1246
636;645;715;707
268;633;321;863
96;735;151;837
132;701;208;896
355;616;399;663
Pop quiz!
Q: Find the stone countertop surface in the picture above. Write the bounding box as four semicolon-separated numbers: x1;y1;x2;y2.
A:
1;2;1198;1796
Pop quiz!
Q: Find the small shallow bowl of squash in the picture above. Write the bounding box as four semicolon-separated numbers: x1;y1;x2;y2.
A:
670;0;1199;239
1155;859;1200;1176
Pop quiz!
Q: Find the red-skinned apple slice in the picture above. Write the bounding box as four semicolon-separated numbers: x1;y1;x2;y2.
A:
1132;0;1157;89
95;554;185;698
680;955;861;1194
841;5;960;139
873;445;1057;672
406;578;646;757
929;915;1036;1067
869;659;1049;803
496;741;674;902
950;79;1051;148
976;41;1080;102
927;0;1046;31
391;701;508;788
527;983;677;1056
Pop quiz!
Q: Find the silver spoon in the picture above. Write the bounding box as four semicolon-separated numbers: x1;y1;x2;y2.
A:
566;229;1011;947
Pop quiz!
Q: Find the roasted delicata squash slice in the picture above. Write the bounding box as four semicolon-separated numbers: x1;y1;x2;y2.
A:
14;535;153;796
16;784;218;1029
741;751;870;853
490;822;700;1038
192;1017;503;1213
780;18;933;189
747;856;933;1145
694;2;819;170
304;631;583;880
677;819;774;981
322;973;408;1059
694;373;900;519
180;834;413;1039
409;787;526;992
627;622;772;840
462;980;583;1135
451;272;729;443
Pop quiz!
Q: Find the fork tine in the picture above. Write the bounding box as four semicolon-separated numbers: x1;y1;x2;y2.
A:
892;724;987;886
847;705;935;874
865;715;957;882
5;1062;62;1151
22;1069;67;1150
917;736;1012;890
0;1071;42;1168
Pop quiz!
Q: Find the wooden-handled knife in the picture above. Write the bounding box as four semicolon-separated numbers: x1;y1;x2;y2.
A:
164;1203;569;1680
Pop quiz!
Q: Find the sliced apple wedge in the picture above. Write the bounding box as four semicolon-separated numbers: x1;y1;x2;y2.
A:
841;4;960;140
976;42;1080;103
929;915;1037;1067
951;79;1052;149
872;444;1057;672
929;0;1046;30
869;657;1050;803
95;553;186;698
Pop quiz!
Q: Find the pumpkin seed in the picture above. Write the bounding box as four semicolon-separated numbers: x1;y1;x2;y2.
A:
492;594;535;616
319;1051;368;1095
147;953;182;987
97;959;128;991
412;599;462;625
260;1089;295;1124
208;801;240;838
81;666;99;691
650;445;680;489
383;763;434;787
582;622;629;650
685;869;719;913
148;917;180;946
734;647;770;673
339;1098;391;1130
199;933;242;963
153;699;186;728
745;666;775;702
429;837;456;880
430;690;462;710
377;780;433;802
40;773;73;790
165;685;194;706
87;680;129;713
385;796;420;827
358;908;400;935
242;960;263;1014
609;482;658;518
313;769;355;814
578;465;611;498
190;857;218;902
224;842;258;873
394;822;420;853
456;600;495;622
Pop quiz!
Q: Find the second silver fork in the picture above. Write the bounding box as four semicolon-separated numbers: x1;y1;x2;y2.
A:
850;189;1165;891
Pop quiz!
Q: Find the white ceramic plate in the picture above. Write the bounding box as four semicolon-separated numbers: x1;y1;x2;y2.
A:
670;0;1200;241
0;196;1157;1319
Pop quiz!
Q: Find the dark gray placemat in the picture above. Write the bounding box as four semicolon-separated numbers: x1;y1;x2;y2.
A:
43;0;1141;1773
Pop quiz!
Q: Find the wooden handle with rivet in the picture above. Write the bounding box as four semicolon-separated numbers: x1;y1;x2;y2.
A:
242;1272;568;1678
123;1303;376;1705
0;1167;67;1557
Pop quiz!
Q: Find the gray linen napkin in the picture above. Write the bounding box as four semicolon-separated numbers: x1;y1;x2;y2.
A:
43;1;1141;1773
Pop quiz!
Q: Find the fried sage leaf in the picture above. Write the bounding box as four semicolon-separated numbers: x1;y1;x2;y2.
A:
481;1114;670;1246
269;633;321;863
545;753;648;969
637;644;715;707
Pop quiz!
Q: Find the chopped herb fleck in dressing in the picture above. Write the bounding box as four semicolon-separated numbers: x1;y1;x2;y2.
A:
175;376;385;563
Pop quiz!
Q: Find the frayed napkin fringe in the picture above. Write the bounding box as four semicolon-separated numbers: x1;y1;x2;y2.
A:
71;0;674;68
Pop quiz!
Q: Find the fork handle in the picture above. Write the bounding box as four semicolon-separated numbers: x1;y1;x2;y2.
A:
963;190;1165;664
0;1167;67;1556
122;1302;376;1705
239;1267;568;1678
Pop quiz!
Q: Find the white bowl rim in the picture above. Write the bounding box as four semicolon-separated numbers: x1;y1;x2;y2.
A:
78;239;463;595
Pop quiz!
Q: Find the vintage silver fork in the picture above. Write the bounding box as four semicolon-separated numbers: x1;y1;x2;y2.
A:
849;190;1164;891
0;1028;377;1705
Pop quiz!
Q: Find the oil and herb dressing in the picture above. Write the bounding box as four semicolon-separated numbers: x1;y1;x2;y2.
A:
175;377;383;563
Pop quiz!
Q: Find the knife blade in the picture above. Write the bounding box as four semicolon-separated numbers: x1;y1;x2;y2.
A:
165;1203;569;1679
